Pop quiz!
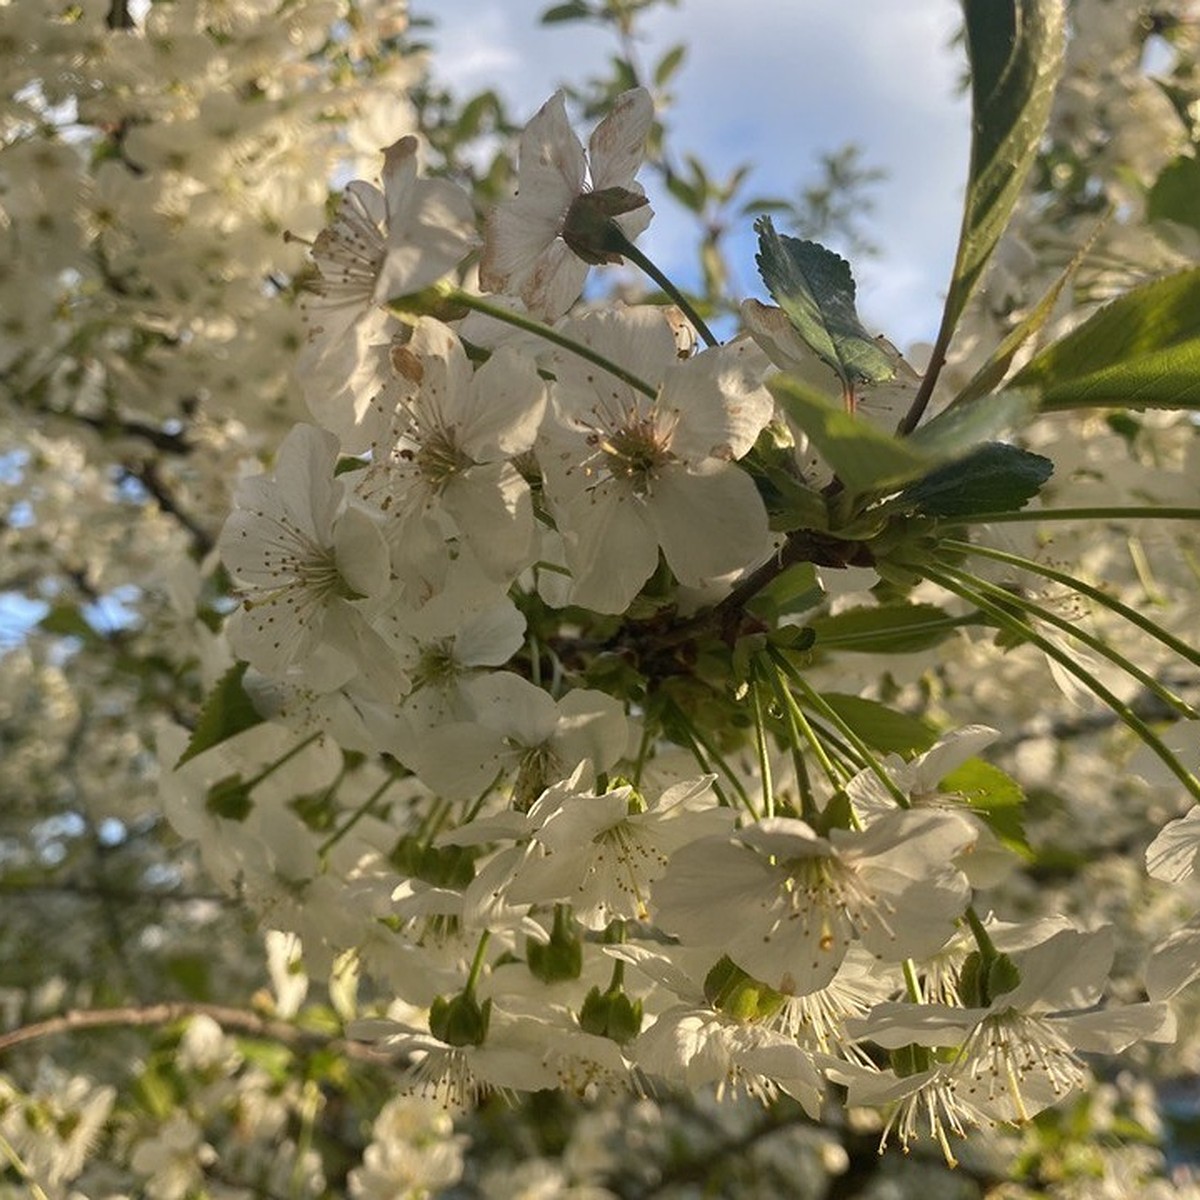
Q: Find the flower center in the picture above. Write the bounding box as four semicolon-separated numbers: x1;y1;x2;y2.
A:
596;418;673;495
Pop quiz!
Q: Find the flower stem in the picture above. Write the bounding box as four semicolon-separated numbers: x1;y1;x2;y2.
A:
914;561;1200;803
941;536;1200;670
938;558;1199;719
750;677;776;819
403;285;659;399
318;772;399;857
771;648;910;808
609;228;720;348
958;505;1200;524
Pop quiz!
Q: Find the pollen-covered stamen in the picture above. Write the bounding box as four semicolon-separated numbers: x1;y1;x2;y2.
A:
880;1071;981;1167
950;1010;1087;1123
590;819;668;920
415;425;473;491
412;637;460;690
240;511;354;611
310;189;384;305
787;855;894;955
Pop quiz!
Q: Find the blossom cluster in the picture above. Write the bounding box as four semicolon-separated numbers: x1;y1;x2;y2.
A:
166;81;1193;1166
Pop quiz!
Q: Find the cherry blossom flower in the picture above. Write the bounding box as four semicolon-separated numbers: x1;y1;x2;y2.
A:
847;927;1176;1126
653;810;976;996
218;424;401;698
540;306;774;612
360;316;547;585
504;774;736;929
480;88;654;320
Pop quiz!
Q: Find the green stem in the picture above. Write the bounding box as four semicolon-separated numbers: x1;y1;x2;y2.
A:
244;732;323;792
938;559;1199;720
465;930;492;995
766;661;820;823
952;505;1200;524
914;561;1200;803
963;904;998;962
771;648;910;808
940;537;1200;670
408;286;658;399
611;230;720;348
901;959;925;1005
671;702;752;813
318;772;398;857
750;678;776;819
763;656;843;792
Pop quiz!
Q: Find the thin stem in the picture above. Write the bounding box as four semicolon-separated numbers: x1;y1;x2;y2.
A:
764;658;843;791
766;661;820;823
771;649;909;808
0;1132;51;1200
318;772;398;857
939;560;1199;719
465;930;492;995
952;505;1200;524
750;678;776;819
244;732;323;792
671;704;748;811
901;959;925;1005
941;537;1200;670
963;904;998;962
915;562;1200;803
412;287;658;398
614;232;720;348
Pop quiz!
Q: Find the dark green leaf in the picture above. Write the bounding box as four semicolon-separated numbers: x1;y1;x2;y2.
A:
897;442;1052;517
809;603;959;654
819;693;939;755
938;0;1066;344
1013;268;1200;411
754;217;895;390
1148;155;1200;237
770;374;930;497
540;1;592;22
177;661;265;767
39;603;98;641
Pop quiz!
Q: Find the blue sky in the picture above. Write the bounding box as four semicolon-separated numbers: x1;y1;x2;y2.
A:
413;0;970;348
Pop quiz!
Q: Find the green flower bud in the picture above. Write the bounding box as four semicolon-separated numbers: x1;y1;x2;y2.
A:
429;991;492;1047
578;985;643;1044
703;955;787;1022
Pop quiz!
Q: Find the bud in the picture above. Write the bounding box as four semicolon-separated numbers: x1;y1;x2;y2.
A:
429;991;492;1047
527;913;583;983
578;984;643;1044
703;955;786;1022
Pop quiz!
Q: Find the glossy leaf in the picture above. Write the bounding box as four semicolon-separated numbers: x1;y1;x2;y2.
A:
177;661;264;767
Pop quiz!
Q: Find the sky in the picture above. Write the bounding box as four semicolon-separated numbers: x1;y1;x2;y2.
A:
412;0;971;348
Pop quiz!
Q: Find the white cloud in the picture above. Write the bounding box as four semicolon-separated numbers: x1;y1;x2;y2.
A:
416;1;971;346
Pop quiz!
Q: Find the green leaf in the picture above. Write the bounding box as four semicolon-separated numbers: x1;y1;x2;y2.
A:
754;216;896;391
938;0;1066;344
808;603;959;654
39;603;99;642
770;374;930;498
896;443;1053;517
654;44;686;87
746;562;824;623
939;758;1030;855
908;389;1037;459
1148;155;1200;237
819;693;939;756
1012;268;1200;411
540;1;592;22
177;661;265;767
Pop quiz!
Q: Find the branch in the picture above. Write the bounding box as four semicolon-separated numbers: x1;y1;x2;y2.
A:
0;1003;384;1063
124;459;215;555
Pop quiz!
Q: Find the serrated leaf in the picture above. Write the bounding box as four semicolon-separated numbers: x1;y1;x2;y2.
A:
939;758;1030;855
177;661;264;767
1148;155;1200;237
1013;268;1200;411
809;602;959;654
896;442;1053;517
819;693;939;755
908;389;1037;459
770;374;930;498
754;217;895;391
938;0;1066;346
